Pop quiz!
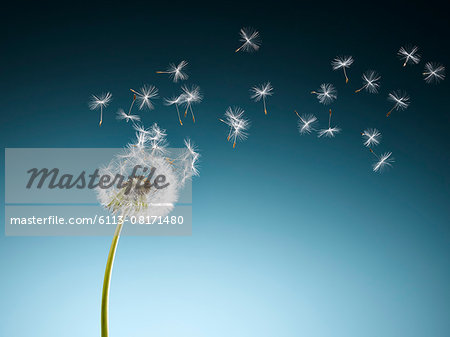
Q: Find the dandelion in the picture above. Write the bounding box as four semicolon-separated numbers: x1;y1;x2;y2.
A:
219;106;250;148
97;127;199;337
398;45;421;67
355;70;381;94
250;82;273;115
369;149;394;172
361;128;381;147
130;85;159;111
156;61;189;82
180;85;202;123
116;108;140;123
423;62;446;84
386;90;410;117
331;56;354;83
164;95;185;125
295;111;318;135
311;83;337;105
235;27;261;53
318;109;341;138
89;92;112;126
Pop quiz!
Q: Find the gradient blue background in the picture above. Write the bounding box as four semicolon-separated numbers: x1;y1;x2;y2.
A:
1;2;449;336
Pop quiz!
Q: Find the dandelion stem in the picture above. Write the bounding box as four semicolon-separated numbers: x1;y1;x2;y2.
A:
101;217;124;337
235;44;243;53
263;98;267;115
328;109;332;128
343;68;349;83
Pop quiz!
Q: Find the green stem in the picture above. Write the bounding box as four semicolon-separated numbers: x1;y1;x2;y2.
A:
101;217;124;337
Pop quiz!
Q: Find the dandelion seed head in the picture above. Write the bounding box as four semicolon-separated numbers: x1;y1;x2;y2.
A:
250;82;274;102
134;85;159;110
318;126;341;138
373;152;394;172
362;128;381;147
222;107;250;146
89;92;112;110
331;56;354;70
398;45;421;65
388;90;410;110
313;83;337;105
237;27;261;52
423;62;446;84
297;113;318;135
167;60;189;82
164;95;184;106
361;70;381;93
133;123;150;135
96;150;179;218
116;109;140;123
178;138;200;185
180;85;203;105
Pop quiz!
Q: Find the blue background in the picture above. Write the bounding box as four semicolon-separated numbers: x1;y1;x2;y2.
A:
1;2;449;336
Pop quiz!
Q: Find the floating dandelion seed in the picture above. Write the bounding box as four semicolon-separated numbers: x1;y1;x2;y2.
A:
219;106;250;148
398;45;421;67
361;128;381;147
129;124;150;150
311;83;337;105
295;111;318;135
331;56;354;83
147;123;168;155
156;61;189;82
318;109;341;138
220;107;244;143
180;85;202;123
250;82;273;115
132;123;150;136
175;138;201;185
89;92;112;126
97;126;199;337
235;27;261;53
423;62;446;84
369;149;394;172
164;95;185;125
130;85;159;111
127;123;168;153
386;90;410;117
116;108;140;123
126;92;137;116
355;70;381;94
